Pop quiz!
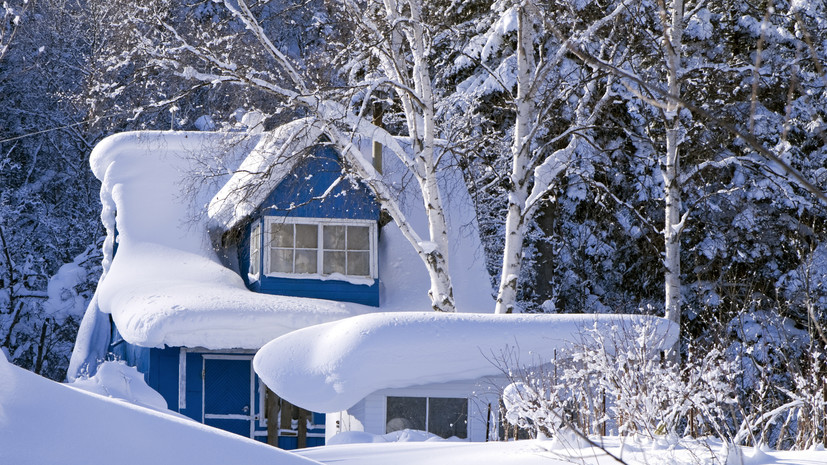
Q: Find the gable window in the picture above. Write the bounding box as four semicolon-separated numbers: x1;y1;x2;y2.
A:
263;217;376;280
385;396;468;439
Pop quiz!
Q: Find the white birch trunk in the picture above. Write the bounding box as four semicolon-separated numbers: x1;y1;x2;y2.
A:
662;0;684;355
495;6;535;314
386;0;456;311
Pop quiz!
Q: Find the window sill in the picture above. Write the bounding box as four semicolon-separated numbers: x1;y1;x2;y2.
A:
263;272;376;287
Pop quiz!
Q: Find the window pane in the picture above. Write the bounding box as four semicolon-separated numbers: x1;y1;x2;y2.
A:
250;224;260;275
269;249;293;273
324;251;346;275
323;225;346;250
386;397;426;433
347;226;370;250
270;223;293;248
347;251;370;276
250;251;259;275
295;224;318;248
294;250;318;274
428;398;468;439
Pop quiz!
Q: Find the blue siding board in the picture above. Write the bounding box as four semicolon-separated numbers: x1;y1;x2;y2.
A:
155;347;180;410
259;146;379;221
258;276;379;306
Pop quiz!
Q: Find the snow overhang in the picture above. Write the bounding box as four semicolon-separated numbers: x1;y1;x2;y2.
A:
253;312;679;413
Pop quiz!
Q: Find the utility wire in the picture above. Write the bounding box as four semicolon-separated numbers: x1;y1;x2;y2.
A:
0;111;131;144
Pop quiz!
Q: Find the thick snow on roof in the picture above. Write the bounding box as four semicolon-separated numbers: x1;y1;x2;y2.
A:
0;353;320;465
207;118;323;231
370;149;494;313
80;128;493;351
253;312;678;413
86;131;373;350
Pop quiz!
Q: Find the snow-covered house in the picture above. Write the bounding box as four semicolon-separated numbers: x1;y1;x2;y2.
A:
68;128;494;448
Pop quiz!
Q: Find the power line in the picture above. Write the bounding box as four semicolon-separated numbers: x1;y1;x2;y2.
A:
0;111;133;145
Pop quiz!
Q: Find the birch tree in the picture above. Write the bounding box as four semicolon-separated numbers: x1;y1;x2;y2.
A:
441;0;628;313
110;0;459;311
660;0;685;333
552;0;827;354
497;1;639;314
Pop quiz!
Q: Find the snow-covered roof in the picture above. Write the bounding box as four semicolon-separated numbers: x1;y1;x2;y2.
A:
253;312;679;413
207;118;324;232
78;129;493;351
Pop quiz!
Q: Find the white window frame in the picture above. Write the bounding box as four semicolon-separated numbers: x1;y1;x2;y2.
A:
384;395;469;439
249;221;261;279
262;216;378;281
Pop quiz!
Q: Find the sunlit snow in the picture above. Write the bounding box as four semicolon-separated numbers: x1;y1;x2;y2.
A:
254;312;678;413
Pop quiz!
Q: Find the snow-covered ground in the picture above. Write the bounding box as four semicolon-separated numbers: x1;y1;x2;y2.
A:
299;433;827;465
1;351;826;464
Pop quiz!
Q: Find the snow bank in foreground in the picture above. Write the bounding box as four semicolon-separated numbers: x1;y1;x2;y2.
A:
254;313;678;413
0;353;320;465
299;434;827;465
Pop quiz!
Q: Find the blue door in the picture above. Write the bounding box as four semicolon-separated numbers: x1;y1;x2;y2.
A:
202;355;254;437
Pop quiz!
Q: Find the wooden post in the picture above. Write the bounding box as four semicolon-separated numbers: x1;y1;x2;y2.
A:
372;101;383;174
297;408;308;449
265;386;280;447
280;400;294;448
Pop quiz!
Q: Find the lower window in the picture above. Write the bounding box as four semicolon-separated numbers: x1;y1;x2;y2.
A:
386;396;468;439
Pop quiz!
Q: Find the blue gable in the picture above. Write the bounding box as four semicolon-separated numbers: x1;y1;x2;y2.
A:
258;145;379;220
238;145;381;306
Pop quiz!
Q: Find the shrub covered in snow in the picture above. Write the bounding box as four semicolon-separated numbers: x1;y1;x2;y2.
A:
498;319;827;451
499;322;736;441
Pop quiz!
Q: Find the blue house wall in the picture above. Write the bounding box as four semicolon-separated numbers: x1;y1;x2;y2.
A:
112;329;325;448
239;145;381;307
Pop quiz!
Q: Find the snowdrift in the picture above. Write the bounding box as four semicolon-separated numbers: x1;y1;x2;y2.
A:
254;312;678;413
0;353;319;465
